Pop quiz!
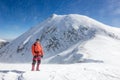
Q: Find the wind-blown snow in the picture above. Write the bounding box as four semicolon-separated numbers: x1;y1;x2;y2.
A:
0;14;120;80
0;63;120;80
0;14;120;64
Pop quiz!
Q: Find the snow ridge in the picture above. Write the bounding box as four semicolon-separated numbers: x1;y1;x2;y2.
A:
0;14;120;64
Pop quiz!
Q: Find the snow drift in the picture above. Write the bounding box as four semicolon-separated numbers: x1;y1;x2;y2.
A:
0;14;120;64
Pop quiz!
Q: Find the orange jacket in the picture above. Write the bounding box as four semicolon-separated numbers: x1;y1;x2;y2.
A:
31;42;44;56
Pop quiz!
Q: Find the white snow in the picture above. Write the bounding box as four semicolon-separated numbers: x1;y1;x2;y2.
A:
82;35;120;66
0;14;120;63
0;39;6;42
0;14;120;80
0;63;120;80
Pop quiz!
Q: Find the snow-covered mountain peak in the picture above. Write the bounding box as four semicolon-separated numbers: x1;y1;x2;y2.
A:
0;14;120;63
45;14;117;31
1;14;120;80
49;14;58;18
40;14;120;40
29;14;120;37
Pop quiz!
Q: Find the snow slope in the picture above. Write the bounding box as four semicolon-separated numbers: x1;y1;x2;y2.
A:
0;14;120;64
0;63;120;80
0;14;120;80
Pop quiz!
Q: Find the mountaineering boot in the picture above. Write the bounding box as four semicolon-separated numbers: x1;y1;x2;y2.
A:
31;64;35;71
36;63;40;71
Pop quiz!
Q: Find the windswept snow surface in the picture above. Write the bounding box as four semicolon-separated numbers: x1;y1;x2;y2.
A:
0;63;120;80
0;14;120;63
0;14;120;80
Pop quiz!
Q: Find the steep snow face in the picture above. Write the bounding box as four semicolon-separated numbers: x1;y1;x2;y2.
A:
0;14;120;63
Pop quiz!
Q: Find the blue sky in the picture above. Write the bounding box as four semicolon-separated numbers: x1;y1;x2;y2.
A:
0;0;120;40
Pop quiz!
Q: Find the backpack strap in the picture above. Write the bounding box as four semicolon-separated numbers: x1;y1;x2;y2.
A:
34;43;39;54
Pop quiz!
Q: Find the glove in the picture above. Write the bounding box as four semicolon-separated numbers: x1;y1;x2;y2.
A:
33;56;37;58
41;55;43;58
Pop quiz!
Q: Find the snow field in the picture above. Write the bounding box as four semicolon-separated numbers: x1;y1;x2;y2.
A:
0;63;120;80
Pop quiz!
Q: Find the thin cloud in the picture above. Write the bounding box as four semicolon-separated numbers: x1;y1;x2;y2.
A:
111;18;120;27
107;0;120;15
114;8;120;15
98;0;120;27
107;0;120;27
12;25;21;30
